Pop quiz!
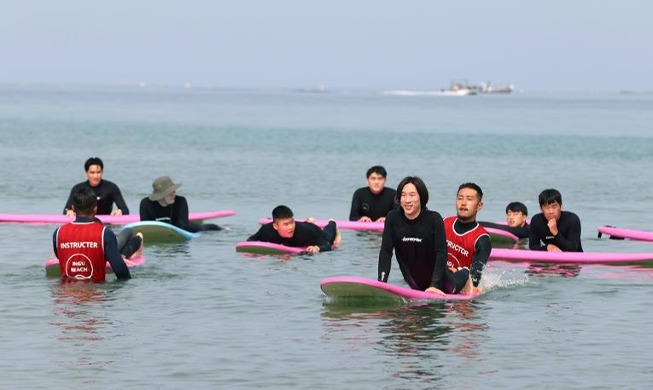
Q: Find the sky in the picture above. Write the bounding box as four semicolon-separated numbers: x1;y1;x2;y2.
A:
1;0;651;91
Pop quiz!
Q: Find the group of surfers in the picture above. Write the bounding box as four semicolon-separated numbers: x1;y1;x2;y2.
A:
53;159;583;296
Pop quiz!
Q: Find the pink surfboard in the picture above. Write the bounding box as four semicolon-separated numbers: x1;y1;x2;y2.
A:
258;218;384;231
597;225;653;242
320;276;481;301
44;256;146;278
0;210;236;225
489;248;653;264
484;227;519;243
235;241;307;255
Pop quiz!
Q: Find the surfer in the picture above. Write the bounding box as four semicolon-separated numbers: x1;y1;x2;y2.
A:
441;183;492;295
139;176;222;233
53;187;132;282
63;157;130;217
480;201;530;239
529;188;583;252
349;165;398;222
377;176;449;294
247;205;341;253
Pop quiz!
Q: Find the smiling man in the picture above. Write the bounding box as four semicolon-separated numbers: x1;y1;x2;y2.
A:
529;188;583;252
63;157;129;217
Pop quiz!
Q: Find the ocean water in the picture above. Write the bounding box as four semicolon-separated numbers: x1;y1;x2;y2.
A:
1;84;653;389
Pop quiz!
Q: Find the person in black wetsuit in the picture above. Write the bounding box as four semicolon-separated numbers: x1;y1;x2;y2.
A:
139;176;222;233
377;176;448;295
480;201;530;239
529;188;583;252
63;157;129;217
247;205;340;253
349;165;398;222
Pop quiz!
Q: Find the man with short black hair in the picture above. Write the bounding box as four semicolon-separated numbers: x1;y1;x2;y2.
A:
54;187;132;282
349;165;397;222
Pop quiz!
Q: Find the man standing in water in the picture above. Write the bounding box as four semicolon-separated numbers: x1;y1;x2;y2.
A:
529;188;583;252
63;157;130;217
54;187;132;282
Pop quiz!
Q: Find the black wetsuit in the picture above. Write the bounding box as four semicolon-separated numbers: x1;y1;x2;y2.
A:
349;187;397;221
529;211;583;252
479;221;530;239
63;180;129;215
377;208;448;291
247;221;337;252
139;195;221;233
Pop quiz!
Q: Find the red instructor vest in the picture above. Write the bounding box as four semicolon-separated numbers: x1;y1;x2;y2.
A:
444;216;489;269
55;221;107;282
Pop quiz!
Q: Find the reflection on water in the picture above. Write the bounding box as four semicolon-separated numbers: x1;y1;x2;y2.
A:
321;299;488;387
526;263;582;278
49;281;122;369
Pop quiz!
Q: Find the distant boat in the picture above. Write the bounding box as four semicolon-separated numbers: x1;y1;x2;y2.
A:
476;81;514;94
440;80;478;96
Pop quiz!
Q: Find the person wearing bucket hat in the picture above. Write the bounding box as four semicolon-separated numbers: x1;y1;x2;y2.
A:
63;157;130;217
139;176;222;233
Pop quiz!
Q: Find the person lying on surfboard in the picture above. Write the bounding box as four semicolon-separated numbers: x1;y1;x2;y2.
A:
62;157;130;217
247;205;341;254
349;165;398;223
139;176;222;233
529;188;583;252
441;182;492;295
53;187;132;282
479;201;530;239
377;176;449;295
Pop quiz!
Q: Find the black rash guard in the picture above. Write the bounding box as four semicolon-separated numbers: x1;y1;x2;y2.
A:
377;208;448;291
139;195;221;233
529;211;583;252
247;221;337;252
349;187;397;221
479;221;530;239
63;180;129;215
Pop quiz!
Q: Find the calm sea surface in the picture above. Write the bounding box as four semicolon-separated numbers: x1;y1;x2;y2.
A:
1;85;652;389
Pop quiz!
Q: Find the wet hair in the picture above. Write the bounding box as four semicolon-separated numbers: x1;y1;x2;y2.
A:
538;189;562;206
272;205;294;221
396;176;429;207
84;157;104;172
458;182;483;200
506;201;528;216
72;187;98;215
366;165;387;178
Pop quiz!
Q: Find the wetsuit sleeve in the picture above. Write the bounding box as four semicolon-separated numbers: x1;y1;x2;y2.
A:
170;196;204;233
429;214;448;289
139;198;154;221
349;189;362;221
552;214;583;252
104;229;131;279
471;235;492;287
111;183;130;214
62;184;79;214
378;215;394;282
529;214;547;251
247;225;268;241
53;228;59;256
480;221;530;240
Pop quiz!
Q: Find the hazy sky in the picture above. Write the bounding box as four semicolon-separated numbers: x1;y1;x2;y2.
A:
2;0;651;91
